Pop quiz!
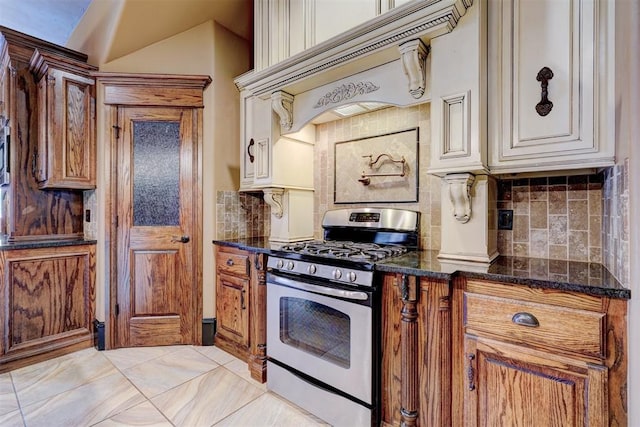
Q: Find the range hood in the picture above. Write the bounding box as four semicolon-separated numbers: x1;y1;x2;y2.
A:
235;0;473;133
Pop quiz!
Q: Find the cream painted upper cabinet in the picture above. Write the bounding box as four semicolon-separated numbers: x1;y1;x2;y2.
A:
488;0;614;174
239;91;314;191
257;0;412;70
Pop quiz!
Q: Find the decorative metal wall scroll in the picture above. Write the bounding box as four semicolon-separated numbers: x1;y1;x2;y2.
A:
358;153;406;185
334;127;419;204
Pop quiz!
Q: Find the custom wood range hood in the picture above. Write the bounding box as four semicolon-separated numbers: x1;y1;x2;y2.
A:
235;0;475;245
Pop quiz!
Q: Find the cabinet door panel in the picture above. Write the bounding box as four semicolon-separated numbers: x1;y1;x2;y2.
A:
216;273;249;346
1;246;95;360
464;335;607;427
488;0;612;173
31;51;97;189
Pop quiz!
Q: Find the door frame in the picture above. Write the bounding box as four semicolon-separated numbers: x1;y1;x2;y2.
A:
96;73;211;349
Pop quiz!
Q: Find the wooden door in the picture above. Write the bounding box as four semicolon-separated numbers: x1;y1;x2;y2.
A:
463;335;608;427
115;106;198;347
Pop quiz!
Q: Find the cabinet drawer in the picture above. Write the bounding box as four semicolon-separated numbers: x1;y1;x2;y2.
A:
464;292;605;359
217;249;249;277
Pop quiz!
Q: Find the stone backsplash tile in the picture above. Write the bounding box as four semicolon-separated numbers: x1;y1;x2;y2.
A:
83;190;97;240
602;162;630;286
216;191;270;240
497;165;629;288
314;103;439;251
497;174;603;263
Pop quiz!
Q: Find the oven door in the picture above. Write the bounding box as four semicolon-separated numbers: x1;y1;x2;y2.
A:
266;272;373;404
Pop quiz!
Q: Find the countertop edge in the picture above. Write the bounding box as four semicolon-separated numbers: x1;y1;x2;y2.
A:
0;239;98;251
212;240;630;300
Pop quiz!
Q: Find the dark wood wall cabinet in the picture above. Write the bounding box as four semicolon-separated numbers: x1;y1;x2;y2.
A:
214;245;267;383
0;243;96;373
30;50;97;190
0;26;94;242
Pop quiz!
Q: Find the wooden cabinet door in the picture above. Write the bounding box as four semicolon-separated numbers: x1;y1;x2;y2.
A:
0;244;96;372
463;335;608;427
216;272;249;347
488;0;613;173
31;50;97;189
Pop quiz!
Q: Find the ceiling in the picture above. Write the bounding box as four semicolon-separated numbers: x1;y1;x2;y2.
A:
0;0;92;46
0;0;253;63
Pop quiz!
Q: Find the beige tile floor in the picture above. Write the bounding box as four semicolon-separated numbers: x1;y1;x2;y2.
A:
0;345;330;427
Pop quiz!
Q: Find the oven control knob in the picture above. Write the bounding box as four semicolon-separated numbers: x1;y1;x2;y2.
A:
347;271;357;282
332;269;342;280
307;264;317;274
287;261;295;270
276;259;284;269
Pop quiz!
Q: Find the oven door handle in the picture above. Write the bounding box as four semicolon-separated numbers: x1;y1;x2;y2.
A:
268;274;369;301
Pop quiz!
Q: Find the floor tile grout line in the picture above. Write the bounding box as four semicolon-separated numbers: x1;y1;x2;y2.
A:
11;349;118;416
8;371;27;427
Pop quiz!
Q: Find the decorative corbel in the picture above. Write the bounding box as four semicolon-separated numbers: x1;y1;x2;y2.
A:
262;188;285;219
271;91;294;131
443;173;475;223
398;39;429;99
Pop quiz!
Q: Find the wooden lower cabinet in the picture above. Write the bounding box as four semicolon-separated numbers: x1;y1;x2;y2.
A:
0;243;96;373
214;245;267;383
455;279;628;427
381;273;452;427
216;272;249;350
463;335;608;427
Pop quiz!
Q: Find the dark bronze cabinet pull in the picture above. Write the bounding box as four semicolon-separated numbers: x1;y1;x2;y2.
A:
247;138;255;163
467;354;476;391
535;66;554;116
512;312;540;327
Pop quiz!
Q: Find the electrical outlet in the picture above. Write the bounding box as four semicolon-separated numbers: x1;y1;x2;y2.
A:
498;209;513;230
85;209;91;222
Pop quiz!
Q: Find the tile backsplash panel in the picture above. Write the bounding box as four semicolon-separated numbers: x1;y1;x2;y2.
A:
314;104;441;251
497;165;630;288
497;175;603;263
602;161;629;286
216;191;270;239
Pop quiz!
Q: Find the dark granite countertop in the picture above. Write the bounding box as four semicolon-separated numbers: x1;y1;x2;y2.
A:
377;251;630;300
0;238;97;251
213;239;630;300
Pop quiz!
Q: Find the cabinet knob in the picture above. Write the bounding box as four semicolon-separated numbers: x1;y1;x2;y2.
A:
512;312;540;327
226;258;234;266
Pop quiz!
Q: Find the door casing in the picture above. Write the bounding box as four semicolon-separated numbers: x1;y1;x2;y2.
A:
96;73;211;349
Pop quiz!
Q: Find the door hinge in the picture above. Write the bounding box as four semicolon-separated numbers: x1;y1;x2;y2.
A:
115;216;119;228
112;125;121;139
115;303;120;316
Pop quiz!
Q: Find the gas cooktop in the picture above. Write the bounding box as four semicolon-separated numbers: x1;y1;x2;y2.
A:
279;240;409;261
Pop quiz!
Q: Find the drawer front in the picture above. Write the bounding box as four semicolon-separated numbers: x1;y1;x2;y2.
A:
464;292;605;359
217;250;249;277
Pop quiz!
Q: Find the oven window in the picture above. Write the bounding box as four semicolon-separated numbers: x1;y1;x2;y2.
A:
280;297;350;369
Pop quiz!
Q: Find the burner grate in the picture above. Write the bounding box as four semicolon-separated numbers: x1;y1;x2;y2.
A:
280;240;408;261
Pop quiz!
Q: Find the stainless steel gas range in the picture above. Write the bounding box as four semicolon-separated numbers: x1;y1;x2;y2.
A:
266;208;420;427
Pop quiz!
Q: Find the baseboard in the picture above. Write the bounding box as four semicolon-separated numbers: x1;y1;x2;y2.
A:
202;318;216;346
93;319;105;351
